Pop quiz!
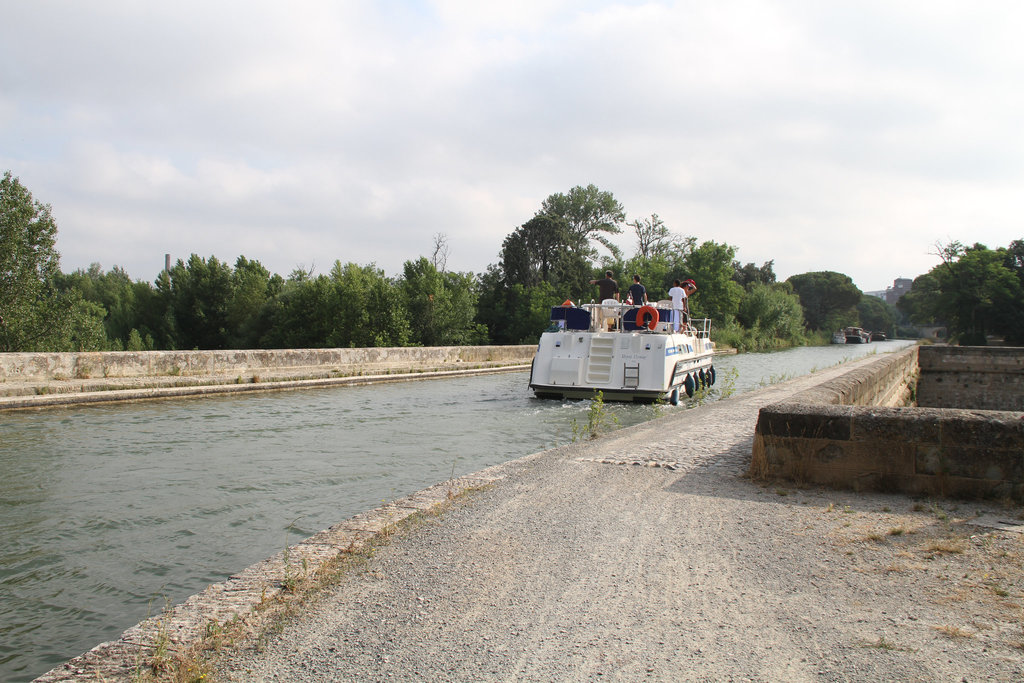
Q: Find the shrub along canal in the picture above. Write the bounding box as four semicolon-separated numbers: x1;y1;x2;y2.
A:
1;340;912;681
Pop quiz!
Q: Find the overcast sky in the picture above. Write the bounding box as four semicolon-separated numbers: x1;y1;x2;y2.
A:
3;1;1022;292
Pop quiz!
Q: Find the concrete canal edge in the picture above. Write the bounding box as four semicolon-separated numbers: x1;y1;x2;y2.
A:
0;345;536;410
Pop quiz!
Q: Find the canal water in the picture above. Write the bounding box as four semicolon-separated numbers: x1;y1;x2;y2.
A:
0;341;912;681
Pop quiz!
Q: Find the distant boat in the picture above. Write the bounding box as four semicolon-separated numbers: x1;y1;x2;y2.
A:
870;331;888;341
845;326;868;344
831;330;846;344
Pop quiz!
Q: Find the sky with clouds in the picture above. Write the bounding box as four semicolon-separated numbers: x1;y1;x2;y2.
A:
3;0;1022;292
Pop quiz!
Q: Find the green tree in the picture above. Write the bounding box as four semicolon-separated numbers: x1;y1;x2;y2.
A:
56;263;162;350
540;184;626;260
477;214;591;344
327;261;410;347
401;258;486;346
732;260;776;289
477;272;559;345
681;241;744;323
499;214;589;299
163;254;234;349
0;171;105;351
898;271;943;328
259;273;335;348
227;256;279;348
786;271;862;331
1001;240;1024;343
624;215;694;302
899;241;1024;345
736;283;805;342
857;295;897;337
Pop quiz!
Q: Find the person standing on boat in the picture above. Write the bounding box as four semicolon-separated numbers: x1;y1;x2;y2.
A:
589;270;619;302
589;270;619;330
681;279;697;329
627;274;648;306
668;279;685;331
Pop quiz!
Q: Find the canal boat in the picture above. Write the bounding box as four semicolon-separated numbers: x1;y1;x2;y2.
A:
529;301;716;405
831;330;846;344
844;326;870;344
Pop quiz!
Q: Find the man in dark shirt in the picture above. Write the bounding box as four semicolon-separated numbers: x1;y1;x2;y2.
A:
589;270;619;302
589;270;619;330
627;274;647;305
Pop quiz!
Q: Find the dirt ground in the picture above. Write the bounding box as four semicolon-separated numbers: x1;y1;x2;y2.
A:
210;361;1024;682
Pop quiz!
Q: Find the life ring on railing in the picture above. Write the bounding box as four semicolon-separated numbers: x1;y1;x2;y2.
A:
636;305;659;331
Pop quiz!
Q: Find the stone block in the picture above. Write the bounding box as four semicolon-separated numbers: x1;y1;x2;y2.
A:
757;403;853;441
939;410;1024;451
936;445;1023;481
850;407;942;444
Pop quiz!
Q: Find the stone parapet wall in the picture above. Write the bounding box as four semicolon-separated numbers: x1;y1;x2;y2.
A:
784;346;919;408
918;345;1024;411
0;346;535;385
752;346;1024;501
752;402;1023;501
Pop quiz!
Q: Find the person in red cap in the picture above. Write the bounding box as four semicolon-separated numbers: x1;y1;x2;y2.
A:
681;279;697;327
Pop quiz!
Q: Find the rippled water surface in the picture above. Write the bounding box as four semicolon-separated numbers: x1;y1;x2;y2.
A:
0;340;912;680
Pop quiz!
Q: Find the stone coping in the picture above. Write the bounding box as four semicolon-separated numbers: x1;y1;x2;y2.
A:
0;364;531;411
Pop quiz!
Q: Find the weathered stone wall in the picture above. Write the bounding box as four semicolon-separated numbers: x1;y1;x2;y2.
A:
917;345;1024;411
781;345;919;408
0;346;535;384
751;346;1024;501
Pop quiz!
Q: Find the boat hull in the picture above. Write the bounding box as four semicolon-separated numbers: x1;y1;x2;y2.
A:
529;328;716;403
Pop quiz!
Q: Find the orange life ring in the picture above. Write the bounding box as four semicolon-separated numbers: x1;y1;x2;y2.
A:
636;305;659;330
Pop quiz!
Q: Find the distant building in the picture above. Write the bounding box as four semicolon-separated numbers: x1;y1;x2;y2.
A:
884;278;913;306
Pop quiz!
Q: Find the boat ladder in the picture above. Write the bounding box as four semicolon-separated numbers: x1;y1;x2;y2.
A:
585;337;615;383
623;363;640;388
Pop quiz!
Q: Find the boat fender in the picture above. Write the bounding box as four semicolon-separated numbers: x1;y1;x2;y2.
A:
636;305;659;331
709;366;716;385
684;373;696;398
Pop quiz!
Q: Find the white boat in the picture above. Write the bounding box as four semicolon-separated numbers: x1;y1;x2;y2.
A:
831;330;846;344
529;301;716;405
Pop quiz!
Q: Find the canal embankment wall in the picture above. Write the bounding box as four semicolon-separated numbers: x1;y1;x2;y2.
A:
751;345;1024;501
0;345;536;409
917;345;1024;411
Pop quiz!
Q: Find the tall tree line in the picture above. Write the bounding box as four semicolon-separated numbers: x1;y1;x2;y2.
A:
8;170;974;353
50;255;487;351
898;240;1024;345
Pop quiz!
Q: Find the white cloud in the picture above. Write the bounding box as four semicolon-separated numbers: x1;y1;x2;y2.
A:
1;0;1022;291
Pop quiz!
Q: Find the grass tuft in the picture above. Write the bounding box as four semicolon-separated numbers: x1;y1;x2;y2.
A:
933;624;973;639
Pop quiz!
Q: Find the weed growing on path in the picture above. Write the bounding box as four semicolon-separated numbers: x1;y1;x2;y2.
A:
571;391;619;441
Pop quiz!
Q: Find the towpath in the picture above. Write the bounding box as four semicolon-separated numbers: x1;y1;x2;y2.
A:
213;354;1023;681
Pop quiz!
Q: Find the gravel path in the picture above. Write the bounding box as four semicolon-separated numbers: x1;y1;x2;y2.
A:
213;358;1024;682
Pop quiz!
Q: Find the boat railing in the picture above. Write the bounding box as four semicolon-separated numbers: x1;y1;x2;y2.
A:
691;317;712;339
559;302;710;335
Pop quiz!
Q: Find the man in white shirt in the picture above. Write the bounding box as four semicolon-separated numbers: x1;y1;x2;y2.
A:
669;279;698;331
668;279;685;332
